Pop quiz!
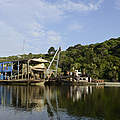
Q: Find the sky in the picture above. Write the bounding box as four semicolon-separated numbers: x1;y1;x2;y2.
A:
0;0;120;56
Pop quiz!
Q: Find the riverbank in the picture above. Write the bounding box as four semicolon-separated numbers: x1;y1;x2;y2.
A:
45;79;120;87
0;79;120;87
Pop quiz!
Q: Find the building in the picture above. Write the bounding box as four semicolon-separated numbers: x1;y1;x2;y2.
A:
0;58;49;80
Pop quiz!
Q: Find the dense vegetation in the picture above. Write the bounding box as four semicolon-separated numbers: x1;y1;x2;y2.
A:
59;37;120;81
49;86;120;120
0;37;120;81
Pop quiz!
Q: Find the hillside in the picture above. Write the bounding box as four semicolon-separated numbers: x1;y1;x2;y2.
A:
0;37;120;81
59;37;120;81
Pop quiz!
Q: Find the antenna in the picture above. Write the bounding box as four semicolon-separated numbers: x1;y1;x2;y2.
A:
22;39;26;60
23;39;26;55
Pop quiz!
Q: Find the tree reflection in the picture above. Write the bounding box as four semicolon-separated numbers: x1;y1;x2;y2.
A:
0;85;120;120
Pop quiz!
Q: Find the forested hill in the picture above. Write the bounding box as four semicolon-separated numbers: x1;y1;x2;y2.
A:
59;37;120;81
0;37;120;81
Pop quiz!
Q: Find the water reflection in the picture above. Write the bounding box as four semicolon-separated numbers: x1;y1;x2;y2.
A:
0;85;120;120
0;86;45;112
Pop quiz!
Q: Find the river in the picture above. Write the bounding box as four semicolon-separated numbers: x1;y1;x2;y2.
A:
0;85;120;120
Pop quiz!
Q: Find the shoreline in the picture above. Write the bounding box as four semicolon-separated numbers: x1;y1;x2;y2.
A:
0;79;120;87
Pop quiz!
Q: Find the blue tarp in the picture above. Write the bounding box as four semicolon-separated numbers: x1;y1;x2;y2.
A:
0;62;13;80
2;62;13;72
0;63;3;72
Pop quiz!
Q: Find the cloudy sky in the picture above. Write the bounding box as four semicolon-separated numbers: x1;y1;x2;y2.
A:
0;0;120;56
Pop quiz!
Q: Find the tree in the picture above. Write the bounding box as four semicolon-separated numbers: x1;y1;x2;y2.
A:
48;47;56;55
28;53;33;59
59;37;120;81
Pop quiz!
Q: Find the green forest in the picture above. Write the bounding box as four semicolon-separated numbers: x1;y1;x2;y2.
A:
59;37;120;81
0;37;120;81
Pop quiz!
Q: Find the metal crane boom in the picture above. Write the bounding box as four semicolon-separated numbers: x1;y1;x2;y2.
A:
47;47;61;77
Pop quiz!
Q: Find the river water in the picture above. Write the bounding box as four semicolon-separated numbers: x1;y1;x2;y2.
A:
0;85;120;120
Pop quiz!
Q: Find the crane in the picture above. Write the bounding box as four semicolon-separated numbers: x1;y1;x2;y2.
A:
47;47;61;78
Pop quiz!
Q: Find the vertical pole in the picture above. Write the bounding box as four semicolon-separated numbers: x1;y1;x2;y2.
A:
11;72;12;80
11;62;13;80
56;51;60;77
22;64;23;80
2;63;4;80
25;63;26;80
18;61;19;80
44;69;46;79
5;72;6;80
28;60;30;80
5;64;6;80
